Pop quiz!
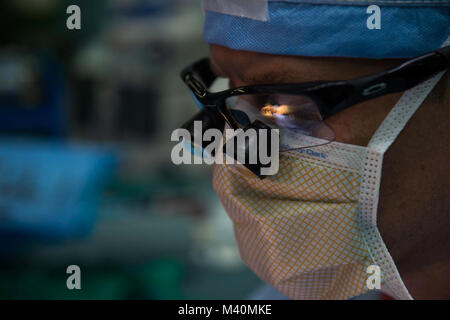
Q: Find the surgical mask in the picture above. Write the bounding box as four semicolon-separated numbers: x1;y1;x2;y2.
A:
212;48;447;299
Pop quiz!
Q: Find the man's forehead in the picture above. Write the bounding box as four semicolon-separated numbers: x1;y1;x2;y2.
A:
209;45;267;79
209;45;316;84
209;44;402;84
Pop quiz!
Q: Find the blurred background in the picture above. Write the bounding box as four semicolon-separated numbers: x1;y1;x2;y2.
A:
0;0;262;299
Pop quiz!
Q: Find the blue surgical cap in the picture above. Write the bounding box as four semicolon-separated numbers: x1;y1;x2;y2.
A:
203;0;450;58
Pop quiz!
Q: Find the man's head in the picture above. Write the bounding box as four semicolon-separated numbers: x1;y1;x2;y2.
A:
199;0;450;299
209;43;450;299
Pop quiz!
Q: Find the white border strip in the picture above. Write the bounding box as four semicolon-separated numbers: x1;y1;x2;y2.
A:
202;0;269;22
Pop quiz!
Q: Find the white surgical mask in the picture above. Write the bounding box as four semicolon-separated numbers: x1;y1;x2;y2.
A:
212;40;448;300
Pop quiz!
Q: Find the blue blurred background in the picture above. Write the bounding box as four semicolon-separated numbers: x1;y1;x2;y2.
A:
0;0;262;299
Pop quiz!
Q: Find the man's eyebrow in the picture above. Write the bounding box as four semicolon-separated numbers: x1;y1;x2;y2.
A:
209;54;298;85
240;71;298;85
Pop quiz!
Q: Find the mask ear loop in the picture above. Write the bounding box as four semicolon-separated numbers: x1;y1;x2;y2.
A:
369;36;450;153
358;36;450;300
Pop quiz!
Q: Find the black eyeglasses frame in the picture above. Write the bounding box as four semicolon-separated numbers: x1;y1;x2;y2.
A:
181;46;449;130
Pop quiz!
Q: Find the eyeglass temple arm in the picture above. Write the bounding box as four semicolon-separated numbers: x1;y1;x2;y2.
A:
350;47;448;103
181;58;217;89
325;46;449;115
